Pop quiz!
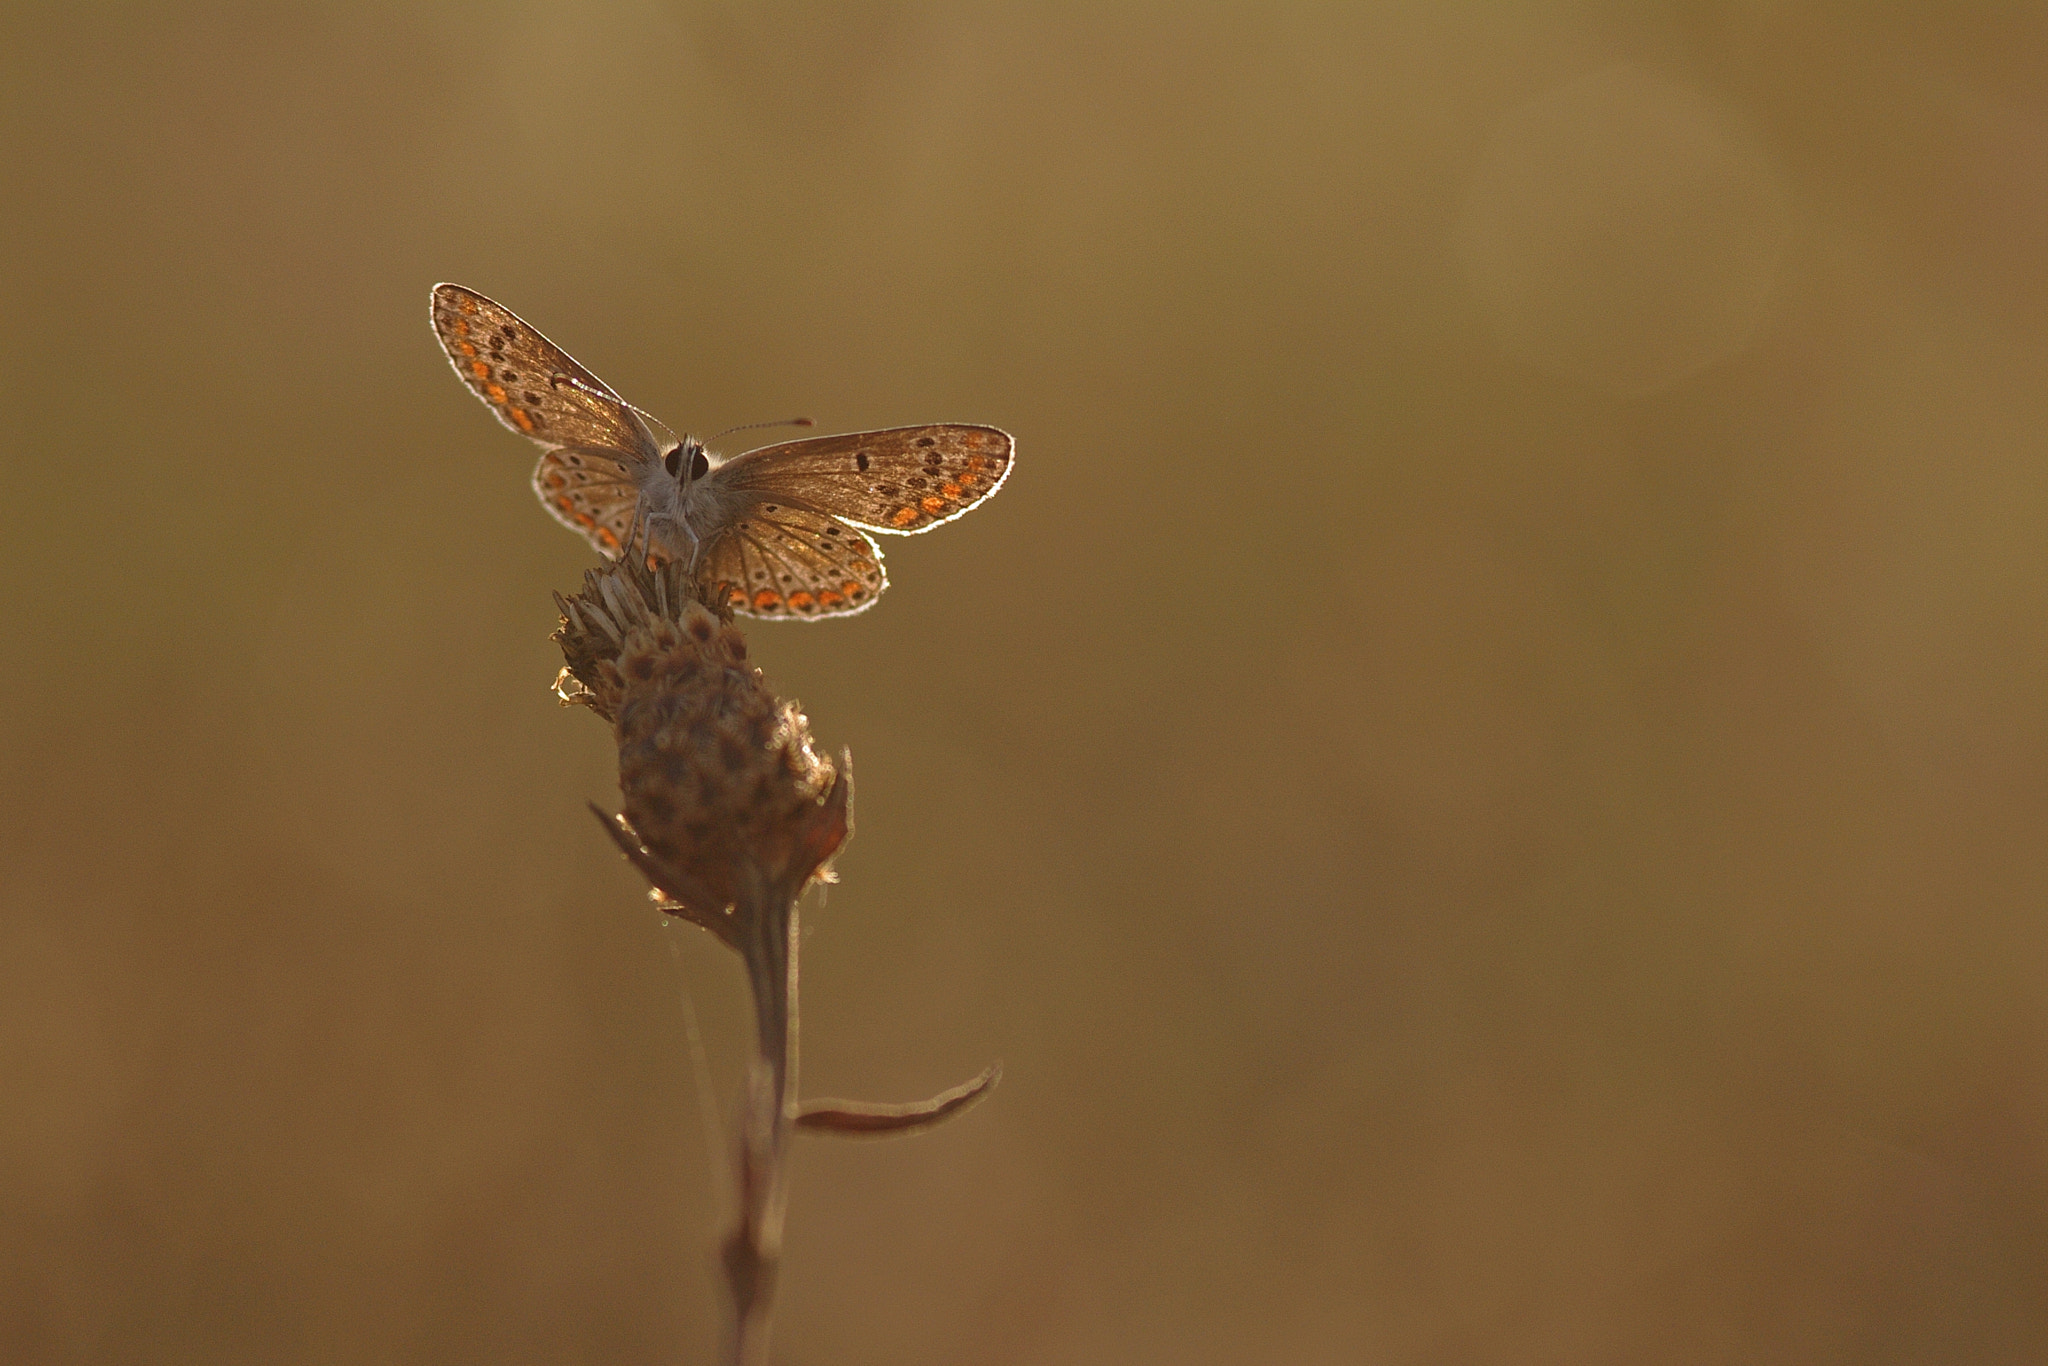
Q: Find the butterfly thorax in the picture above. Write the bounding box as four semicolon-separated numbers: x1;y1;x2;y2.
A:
624;440;745;564
673;461;759;551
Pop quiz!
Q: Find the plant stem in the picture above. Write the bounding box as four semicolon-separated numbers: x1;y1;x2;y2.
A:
723;880;800;1366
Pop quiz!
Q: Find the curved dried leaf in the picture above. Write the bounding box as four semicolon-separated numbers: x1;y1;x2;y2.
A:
796;1062;1001;1138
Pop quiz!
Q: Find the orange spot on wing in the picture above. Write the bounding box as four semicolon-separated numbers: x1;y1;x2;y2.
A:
787;591;816;611
470;360;491;380
458;298;478;315
818;589;844;607
457;341;477;357
452;318;470;336
510;408;534;432
890;506;921;527
594;527;620;551
920;495;945;515
941;481;962;498
752;589;783;611
841;580;862;597
485;383;508;403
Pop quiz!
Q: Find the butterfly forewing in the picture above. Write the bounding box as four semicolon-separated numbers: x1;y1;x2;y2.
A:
693;504;889;619
431;284;661;461
716;424;1013;535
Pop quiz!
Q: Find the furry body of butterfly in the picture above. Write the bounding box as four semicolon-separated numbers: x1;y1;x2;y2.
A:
633;443;749;560
430;282;1013;620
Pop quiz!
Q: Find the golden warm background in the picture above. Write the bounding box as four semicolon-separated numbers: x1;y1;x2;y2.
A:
5;4;2047;1362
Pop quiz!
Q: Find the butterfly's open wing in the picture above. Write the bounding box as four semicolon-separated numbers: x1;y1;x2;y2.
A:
431;283;662;460
714;425;1012;535
532;448;640;558
693;504;889;620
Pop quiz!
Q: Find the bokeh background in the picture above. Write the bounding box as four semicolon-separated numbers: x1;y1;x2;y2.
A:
5;3;2048;1362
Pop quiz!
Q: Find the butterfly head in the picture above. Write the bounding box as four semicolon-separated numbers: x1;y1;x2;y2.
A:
664;438;711;488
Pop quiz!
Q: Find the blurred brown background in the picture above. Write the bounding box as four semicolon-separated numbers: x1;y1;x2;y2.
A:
5;3;2047;1362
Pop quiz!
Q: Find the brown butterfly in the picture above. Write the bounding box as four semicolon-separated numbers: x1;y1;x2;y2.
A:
430;283;1013;619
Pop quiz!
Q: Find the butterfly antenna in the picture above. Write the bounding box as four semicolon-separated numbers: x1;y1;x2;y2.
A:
709;416;814;441
549;371;681;447
636;404;681;449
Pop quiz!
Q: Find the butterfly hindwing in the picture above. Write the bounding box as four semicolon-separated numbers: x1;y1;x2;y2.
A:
532;448;640;558
714;424;1012;535
431;284;661;462
693;502;889;620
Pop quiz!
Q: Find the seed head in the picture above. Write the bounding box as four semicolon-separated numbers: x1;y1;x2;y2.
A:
554;555;850;938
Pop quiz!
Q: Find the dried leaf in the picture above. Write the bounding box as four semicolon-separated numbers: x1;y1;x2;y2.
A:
795;1062;1001;1138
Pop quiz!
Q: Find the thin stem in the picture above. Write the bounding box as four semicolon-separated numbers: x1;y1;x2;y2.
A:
723;882;801;1366
659;926;729;1223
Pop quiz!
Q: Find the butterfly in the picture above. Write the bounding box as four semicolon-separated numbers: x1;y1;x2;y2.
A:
430;283;1013;619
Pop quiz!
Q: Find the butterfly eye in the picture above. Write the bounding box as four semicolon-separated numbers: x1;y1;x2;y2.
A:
664;443;711;482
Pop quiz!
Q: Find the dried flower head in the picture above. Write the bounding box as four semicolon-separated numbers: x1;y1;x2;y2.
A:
553;553;850;940
549;540;993;1366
